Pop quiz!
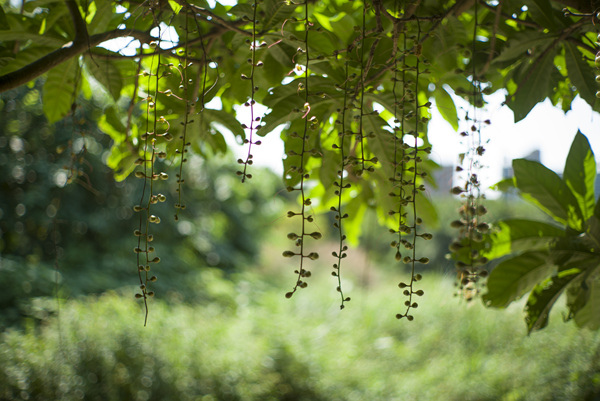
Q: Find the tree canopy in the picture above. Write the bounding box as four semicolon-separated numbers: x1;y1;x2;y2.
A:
1;0;599;328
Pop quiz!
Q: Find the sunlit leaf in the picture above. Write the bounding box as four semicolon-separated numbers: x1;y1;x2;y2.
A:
168;0;182;14
42;58;79;123
434;86;458;131
563;131;596;221
482;219;565;260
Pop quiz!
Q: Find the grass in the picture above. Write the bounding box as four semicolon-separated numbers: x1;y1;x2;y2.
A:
2;265;600;401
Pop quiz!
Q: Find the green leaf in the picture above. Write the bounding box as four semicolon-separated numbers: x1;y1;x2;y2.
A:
513;158;583;230
0;46;54;75
491;177;515;192
362;113;396;180
168;0;182;14
507;49;556;122
42;58;79;123
227;3;254;19
493;32;547;63
318;148;341;196
483;251;556;308
525;268;582;333
483;219;565;260
342;190;369;247
98;106;127;144
106;145;137;181
563;132;596;221
0;30;65;47
572;276;600;330
260;0;297;32
434;86;458;131
261;82;303;135
585;215;600;253
523;0;561;30
202;108;245;140
312;11;355;46
564;43;598;108
84;56;123;101
0;5;9;29
415;190;439;228
88;0;118;35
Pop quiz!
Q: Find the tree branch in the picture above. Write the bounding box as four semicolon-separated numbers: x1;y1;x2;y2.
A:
65;0;89;44
0;29;154;93
173;0;252;37
478;1;542;29
553;0;600;13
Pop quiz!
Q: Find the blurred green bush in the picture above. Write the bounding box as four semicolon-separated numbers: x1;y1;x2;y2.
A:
1;271;600;401
0;84;285;329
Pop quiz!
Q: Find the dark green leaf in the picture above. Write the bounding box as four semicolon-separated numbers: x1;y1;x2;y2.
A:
0;46;54;75
586;215;600;252
523;0;561;30
493;32;547;63
507;49;556;122
573;276;600;330
0;30;64;47
0;5;8;29
564;43;598;109
563;131;596;220
525;268;582;333
483;251;555;308
513;158;583;230
260;0;297;32
227;3;254;19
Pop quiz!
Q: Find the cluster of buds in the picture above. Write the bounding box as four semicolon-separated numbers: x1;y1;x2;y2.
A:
449;197;489;300
237;3;266;183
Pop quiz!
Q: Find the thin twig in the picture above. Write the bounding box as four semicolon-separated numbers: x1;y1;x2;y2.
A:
478;0;542;29
479;0;503;77
0;28;155;93
173;0;252;37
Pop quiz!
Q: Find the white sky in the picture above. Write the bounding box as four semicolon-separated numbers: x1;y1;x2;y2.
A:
427;92;600;187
